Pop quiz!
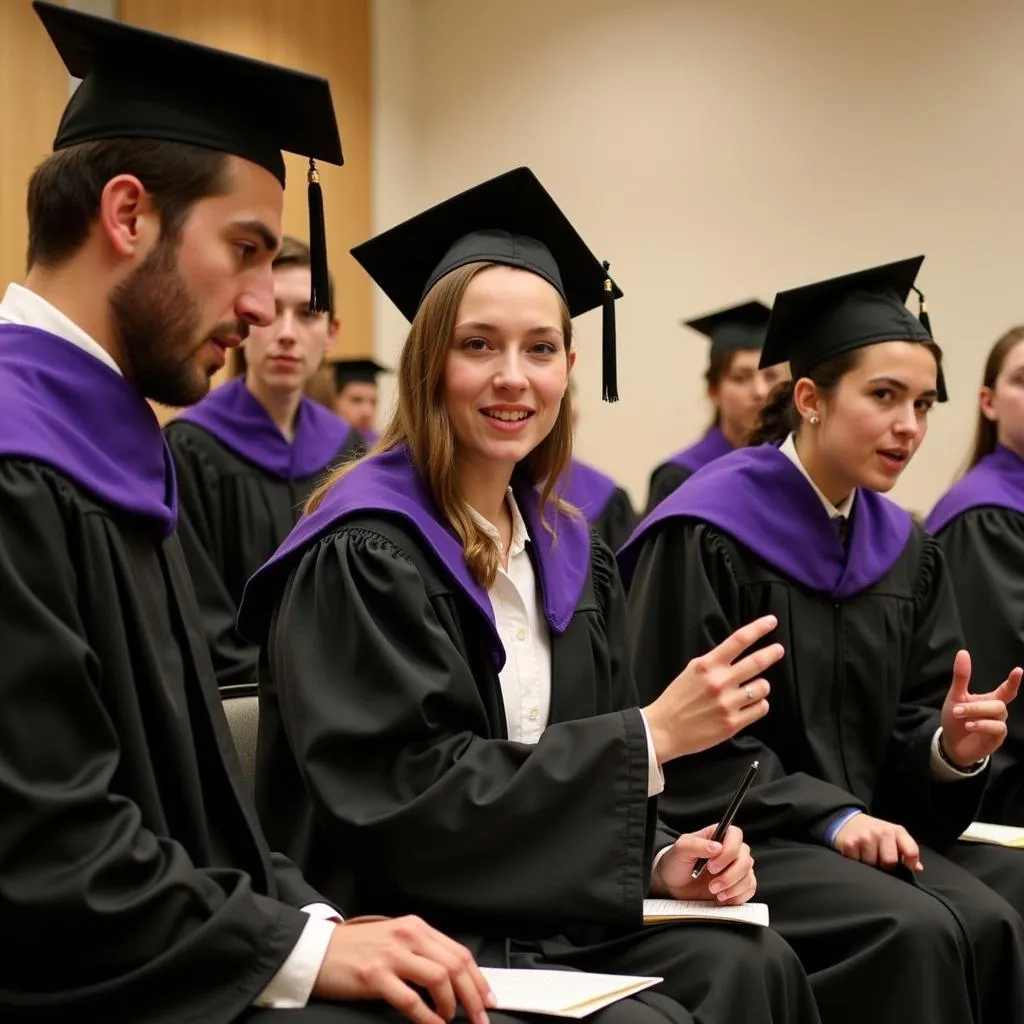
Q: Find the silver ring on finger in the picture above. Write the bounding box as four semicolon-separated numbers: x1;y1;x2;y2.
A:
744;685;755;705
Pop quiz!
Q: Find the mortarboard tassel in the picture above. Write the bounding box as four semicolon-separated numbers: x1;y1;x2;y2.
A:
912;285;932;337
602;261;618;403
912;285;948;401
307;159;331;315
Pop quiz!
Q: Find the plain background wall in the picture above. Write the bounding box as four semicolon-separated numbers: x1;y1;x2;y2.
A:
371;0;1024;514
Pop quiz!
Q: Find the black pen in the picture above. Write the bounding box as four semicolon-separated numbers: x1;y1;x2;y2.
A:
691;760;760;880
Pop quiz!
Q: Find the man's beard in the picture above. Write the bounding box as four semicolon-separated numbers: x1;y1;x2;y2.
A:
110;236;226;408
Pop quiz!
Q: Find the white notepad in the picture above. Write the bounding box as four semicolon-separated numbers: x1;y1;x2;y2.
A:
960;821;1024;849
480;968;662;1018
643;898;770;927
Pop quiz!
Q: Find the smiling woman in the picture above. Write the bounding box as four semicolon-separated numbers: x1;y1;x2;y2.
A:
621;255;1024;1024
236;167;824;1024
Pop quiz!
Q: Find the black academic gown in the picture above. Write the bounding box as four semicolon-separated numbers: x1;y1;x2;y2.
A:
240;447;821;1024
0;327;339;1022
644;428;734;516
644;462;690;516
621;444;1024;1024
166;397;362;688
927;447;1024;825
593;486;639;552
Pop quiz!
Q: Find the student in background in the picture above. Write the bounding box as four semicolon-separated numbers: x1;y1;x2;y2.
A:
645;301;784;513
558;377;637;551
333;357;390;445
926;326;1024;827
239;168;822;1024
0;5;492;1022
167;237;362;689
621;257;1024;1024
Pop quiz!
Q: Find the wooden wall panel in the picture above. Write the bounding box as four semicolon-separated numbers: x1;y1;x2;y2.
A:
119;0;373;364
0;1;71;290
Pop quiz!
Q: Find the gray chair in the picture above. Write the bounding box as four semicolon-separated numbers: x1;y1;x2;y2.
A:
220;683;259;791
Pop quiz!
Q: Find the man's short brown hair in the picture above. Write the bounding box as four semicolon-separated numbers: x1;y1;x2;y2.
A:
26;138;231;270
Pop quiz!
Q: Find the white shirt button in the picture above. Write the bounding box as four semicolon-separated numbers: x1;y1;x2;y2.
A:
525;707;540;721
515;627;527;641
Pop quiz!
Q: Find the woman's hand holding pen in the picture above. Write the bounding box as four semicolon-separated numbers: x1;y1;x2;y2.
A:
649;825;757;905
642;614;782;764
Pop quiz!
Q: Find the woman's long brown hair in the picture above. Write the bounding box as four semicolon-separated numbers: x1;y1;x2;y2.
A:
964;327;1024;472
306;262;576;587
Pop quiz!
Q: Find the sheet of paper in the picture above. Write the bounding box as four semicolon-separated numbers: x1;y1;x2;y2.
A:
960;821;1024;849
480;968;662;1018
642;898;770;927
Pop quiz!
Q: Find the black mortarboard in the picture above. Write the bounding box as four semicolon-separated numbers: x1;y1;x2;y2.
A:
332;358;390;387
760;255;947;402
33;0;343;313
684;300;772;358
350;167;623;401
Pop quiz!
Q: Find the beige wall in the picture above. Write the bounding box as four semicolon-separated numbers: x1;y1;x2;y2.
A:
0;1;70;290
371;0;1024;514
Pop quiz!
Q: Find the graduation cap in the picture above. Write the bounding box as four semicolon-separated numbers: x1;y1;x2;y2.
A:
332;358;390;388
350;167;623;401
760;255;947;402
684;300;772;358
33;0;343;313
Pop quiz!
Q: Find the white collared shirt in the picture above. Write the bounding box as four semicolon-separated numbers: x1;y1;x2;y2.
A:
0;280;337;1009
779;433;855;520
0;282;122;375
469;492;664;795
779;433;985;783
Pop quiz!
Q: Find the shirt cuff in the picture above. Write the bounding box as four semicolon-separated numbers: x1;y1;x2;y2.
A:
824;807;863;848
253;906;340;1008
639;710;665;797
930;727;989;781
653;844;673;874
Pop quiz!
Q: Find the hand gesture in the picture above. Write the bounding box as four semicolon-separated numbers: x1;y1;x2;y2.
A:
643;615;782;763
650;824;756;905
941;650;1022;768
833;814;923;874
312;915;494;1024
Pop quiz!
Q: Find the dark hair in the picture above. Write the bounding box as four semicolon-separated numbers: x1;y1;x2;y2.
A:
231;235;337;377
749;339;944;446
965;327;1024;471
26;139;231;270
704;347;744;428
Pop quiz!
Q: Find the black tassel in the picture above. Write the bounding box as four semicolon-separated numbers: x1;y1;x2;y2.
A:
913;285;947;401
912;285;932;337
307;159;331;315
601;261;618;402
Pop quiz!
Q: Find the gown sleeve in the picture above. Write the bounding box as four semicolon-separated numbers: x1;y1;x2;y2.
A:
626;518;868;843
644;463;690;517
936;507;1024;821
265;525;661;927
592;487;638;553
166;425;258;687
0;461;307;1017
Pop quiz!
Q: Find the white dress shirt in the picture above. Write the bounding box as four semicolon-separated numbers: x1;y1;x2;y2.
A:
779;433;986;783
0;282;338;1009
469;492;670;874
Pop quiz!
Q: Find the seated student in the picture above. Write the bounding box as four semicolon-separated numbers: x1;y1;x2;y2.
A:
620;256;1024;1024
927;326;1024;826
0;5;493;1023
333;357;390;446
239;168;822;1024
167;237;362;688
645;301;784;513
558;378;638;551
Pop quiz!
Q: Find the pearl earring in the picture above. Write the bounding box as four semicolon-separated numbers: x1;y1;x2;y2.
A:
809;415;820;426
